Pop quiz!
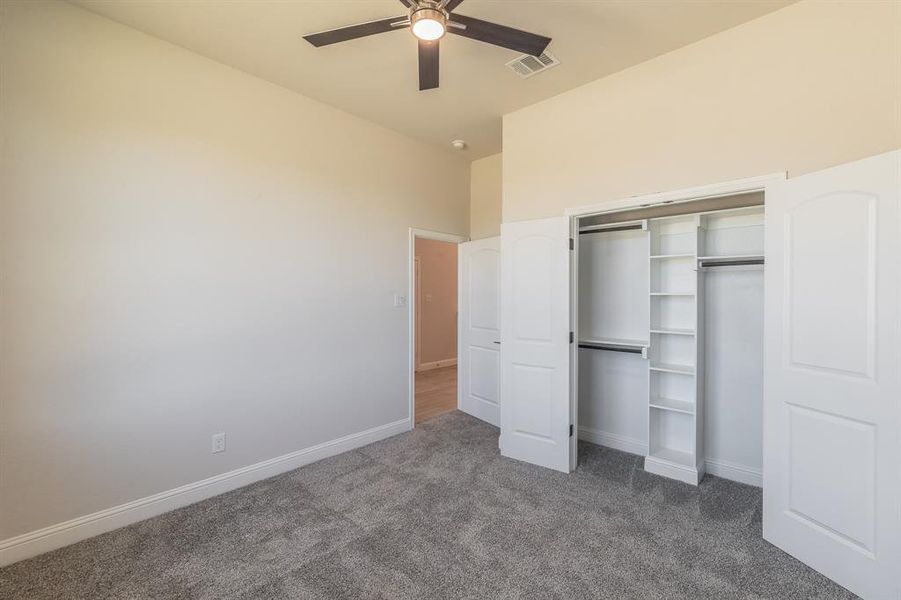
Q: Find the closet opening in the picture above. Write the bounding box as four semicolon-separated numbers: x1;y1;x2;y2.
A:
573;192;765;486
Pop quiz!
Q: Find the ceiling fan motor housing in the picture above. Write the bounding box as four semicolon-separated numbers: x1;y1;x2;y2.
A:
410;2;448;41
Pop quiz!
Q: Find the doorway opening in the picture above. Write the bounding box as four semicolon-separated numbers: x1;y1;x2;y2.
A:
408;229;465;426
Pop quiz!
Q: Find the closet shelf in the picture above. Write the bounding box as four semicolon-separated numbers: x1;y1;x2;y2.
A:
579;220;646;235
650;328;695;337
579;337;649;347
649;397;695;415
649;362;695;375
649;253;695;260
697;254;764;261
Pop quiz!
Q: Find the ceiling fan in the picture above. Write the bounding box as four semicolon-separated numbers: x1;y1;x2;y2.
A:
303;0;552;91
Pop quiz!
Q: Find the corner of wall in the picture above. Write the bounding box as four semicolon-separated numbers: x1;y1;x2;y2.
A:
469;153;503;240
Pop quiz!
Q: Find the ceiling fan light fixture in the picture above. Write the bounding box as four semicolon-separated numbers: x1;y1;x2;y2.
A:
302;0;553;91
411;7;446;41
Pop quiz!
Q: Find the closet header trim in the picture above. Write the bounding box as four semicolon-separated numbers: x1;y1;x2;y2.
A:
579;192;763;229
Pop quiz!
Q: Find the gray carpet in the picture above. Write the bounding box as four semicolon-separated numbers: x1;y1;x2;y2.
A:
1;411;855;599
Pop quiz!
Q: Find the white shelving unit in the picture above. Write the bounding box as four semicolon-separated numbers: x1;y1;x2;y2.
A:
578;204;766;488
645;214;703;485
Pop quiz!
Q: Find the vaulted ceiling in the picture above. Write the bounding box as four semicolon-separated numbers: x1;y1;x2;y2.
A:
72;0;794;158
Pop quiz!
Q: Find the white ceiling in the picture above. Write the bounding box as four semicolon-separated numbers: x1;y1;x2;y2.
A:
72;0;794;158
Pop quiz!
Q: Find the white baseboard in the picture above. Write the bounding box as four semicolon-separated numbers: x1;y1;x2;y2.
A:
578;427;761;487
705;458;762;487
578;426;647;456
0;418;410;567
415;358;457;372
644;456;704;485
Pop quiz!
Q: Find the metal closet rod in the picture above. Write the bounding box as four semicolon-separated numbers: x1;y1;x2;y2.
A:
699;258;765;268
578;342;645;354
578;223;645;235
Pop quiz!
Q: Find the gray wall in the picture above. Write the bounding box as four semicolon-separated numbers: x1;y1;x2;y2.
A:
0;1;469;540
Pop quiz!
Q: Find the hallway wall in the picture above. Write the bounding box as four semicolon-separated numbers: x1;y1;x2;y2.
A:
415;239;458;367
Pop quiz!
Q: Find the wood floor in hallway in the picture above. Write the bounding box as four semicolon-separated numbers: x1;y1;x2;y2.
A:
414;365;457;425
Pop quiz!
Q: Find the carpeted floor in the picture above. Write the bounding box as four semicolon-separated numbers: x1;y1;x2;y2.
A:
1;411;855;599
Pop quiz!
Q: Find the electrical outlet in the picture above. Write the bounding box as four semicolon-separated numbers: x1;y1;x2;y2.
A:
393;293;407;308
211;432;226;454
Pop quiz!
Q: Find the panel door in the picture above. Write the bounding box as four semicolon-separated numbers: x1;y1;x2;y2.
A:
500;217;572;472
763;151;900;599
458;237;501;426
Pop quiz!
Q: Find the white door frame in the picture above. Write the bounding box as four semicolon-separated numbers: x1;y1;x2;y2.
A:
565;172;786;468
408;228;467;429
563;172;786;218
414;257;422;370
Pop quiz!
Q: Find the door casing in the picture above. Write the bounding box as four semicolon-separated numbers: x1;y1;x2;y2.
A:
408;228;467;429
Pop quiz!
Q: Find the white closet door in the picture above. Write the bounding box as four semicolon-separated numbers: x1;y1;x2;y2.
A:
763;151;900;599
458;237;501;426
500;217;572;472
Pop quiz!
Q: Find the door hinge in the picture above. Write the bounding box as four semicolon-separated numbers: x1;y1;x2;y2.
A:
569;238;574;250
569;424;574;437
569;331;574;344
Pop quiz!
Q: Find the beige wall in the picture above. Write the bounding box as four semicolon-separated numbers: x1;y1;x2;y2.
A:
469;153;502;240
0;0;468;541
415;239;457;366
503;0;901;221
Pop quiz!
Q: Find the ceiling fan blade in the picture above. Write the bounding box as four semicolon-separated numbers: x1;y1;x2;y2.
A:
419;40;439;91
448;14;550;57
443;0;466;12
398;0;416;6
303;16;407;47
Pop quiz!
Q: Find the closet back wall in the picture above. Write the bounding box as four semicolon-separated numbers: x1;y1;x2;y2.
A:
0;1;469;541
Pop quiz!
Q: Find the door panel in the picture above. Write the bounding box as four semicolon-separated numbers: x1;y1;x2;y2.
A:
787;406;876;553
500;217;572;472
458;237;500;426
786;192;875;377
763;151;900;599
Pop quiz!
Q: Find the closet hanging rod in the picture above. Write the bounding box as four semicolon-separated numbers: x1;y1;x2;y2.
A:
699;258;765;268
579;223;644;235
578;342;645;354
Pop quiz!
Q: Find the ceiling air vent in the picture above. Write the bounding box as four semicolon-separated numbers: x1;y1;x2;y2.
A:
506;51;559;79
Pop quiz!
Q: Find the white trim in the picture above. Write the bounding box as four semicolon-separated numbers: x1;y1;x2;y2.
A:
414;257;422;370
644;456;704;486
457;242;464;412
408;228;467;429
578;427;763;487
409;228;467;244
705;458;762;487
564;172;786;218
578;426;647;456
0;418;409;567
415;358;457;372
578;427;762;486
